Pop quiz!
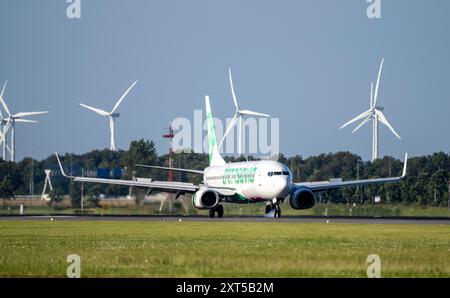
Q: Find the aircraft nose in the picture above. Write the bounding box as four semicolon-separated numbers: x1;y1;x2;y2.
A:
274;176;290;198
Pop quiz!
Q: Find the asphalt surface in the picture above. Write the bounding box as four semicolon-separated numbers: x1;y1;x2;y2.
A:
1;215;450;225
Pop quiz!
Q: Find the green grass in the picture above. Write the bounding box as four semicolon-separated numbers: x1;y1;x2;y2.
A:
0;220;449;277
2;201;450;217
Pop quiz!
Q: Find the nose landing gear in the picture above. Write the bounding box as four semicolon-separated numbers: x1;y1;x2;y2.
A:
265;200;282;218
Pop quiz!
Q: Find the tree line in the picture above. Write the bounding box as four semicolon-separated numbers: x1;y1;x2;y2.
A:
0;139;449;207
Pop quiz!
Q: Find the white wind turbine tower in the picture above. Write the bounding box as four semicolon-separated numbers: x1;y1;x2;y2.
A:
219;68;270;156
0;81;8;159
0;80;49;162
340;58;401;162
80;80;137;151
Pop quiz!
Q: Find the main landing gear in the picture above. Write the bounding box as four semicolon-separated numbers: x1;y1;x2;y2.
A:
209;204;224;218
265;201;282;218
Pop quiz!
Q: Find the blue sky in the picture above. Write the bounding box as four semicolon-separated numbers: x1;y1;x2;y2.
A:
0;0;449;161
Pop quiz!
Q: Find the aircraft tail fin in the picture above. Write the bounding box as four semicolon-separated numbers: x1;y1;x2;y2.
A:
205;96;226;167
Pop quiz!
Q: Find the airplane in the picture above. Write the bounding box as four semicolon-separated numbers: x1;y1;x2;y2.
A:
55;95;408;218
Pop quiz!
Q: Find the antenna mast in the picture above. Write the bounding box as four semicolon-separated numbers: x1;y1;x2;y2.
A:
163;122;175;182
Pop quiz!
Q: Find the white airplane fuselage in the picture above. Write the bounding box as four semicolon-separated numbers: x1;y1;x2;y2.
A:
203;160;292;203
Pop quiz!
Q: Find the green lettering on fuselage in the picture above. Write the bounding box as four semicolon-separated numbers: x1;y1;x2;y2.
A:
222;167;257;185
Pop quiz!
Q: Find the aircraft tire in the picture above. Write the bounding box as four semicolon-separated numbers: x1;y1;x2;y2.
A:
216;205;224;218
209;209;215;218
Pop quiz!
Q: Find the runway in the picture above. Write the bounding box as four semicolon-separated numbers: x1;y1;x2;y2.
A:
1;215;450;225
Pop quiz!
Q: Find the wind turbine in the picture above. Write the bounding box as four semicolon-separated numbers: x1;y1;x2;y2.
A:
219;68;270;156
0;80;49;161
340;58;401;162
80;80;137;151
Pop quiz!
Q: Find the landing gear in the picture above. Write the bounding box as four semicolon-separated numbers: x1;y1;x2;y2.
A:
209;205;224;218
274;204;281;218
265;201;282;218
209;209;215;218
217;205;224;218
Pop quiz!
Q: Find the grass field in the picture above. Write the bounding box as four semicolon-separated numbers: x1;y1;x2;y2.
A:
0;220;449;277
2;199;450;218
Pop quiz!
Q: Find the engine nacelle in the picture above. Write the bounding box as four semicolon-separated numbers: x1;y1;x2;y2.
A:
290;187;316;210
192;188;219;210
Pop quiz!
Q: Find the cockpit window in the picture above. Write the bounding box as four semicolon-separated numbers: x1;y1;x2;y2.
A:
268;171;290;176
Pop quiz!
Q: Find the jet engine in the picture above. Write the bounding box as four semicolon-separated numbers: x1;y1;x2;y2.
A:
290;187;315;210
192;188;219;209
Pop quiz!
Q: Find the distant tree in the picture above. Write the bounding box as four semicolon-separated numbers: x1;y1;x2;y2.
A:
105;184;123;198
277;153;288;165
385;183;402;203
49;188;64;205
288;155;303;182
124;139;158;177
341;187;355;204
428;169;448;206
88;194;100;208
412;172;429;206
0;175;15;200
69;181;81;208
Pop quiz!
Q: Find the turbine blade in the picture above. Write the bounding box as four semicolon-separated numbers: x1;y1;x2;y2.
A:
12;111;49;118
239;109;270;117
0;81;7;97
351;115;371;133
3;120;11;134
80;103;109;116
228;68;239;110
340;109;372;129
14;119;38;123
111;80;138;113
0;80;7;120
375;109;401;140
219;114;238;148
373;58;384;107
0;93;11;116
370;82;374;108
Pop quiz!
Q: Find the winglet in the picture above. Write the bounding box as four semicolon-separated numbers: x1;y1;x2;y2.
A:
401;153;408;178
55;152;73;178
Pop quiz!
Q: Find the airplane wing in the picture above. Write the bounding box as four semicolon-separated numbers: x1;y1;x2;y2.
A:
294;153;408;192
55;153;199;194
135;164;204;175
55;153;236;197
